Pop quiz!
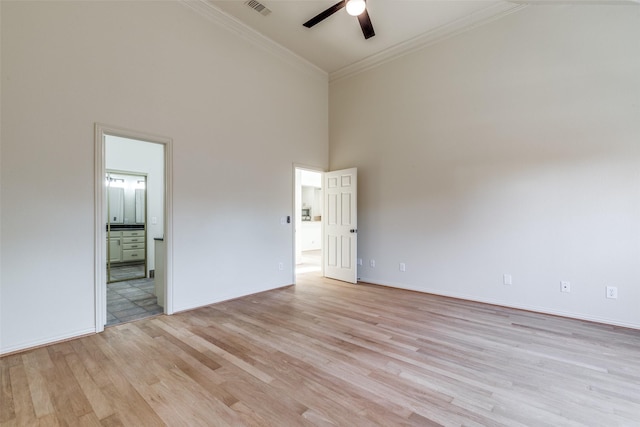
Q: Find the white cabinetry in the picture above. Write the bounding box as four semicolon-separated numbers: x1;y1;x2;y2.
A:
122;230;145;262
108;229;145;263
108;234;122;262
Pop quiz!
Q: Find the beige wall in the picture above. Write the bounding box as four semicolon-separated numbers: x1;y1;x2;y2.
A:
0;1;328;353
330;5;640;327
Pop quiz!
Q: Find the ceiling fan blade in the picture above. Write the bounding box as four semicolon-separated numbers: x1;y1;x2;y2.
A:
303;1;346;28
357;9;375;39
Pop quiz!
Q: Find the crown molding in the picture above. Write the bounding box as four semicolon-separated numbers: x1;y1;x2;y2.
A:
509;0;638;4
330;2;528;83
180;0;328;82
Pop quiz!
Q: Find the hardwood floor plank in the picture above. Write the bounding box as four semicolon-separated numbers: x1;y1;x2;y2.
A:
77;412;103;427
87;334;166;426
142;368;240;427
203;310;420;424
109;322;244;426
64;351;114;421
228;401;272;427
0;360;16;423
98;413;124;427
150;335;239;407
7;363;37;426
35;413;61;426
216;368;312;427
40;345;94;425
2;273;640;426
21;350;55;419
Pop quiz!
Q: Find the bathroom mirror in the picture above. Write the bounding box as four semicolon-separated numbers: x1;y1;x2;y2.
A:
135;187;145;223
106;171;147;283
108;186;124;223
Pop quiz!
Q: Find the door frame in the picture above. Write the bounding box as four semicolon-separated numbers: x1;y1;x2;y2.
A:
94;123;174;332
292;164;325;285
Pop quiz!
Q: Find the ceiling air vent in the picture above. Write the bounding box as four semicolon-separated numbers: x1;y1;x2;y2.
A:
245;0;271;16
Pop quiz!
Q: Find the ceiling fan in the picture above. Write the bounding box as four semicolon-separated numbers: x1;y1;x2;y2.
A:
303;0;375;40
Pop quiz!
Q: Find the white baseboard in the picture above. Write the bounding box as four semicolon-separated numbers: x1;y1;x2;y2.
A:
173;283;294;315
358;277;640;331
1;327;96;356
4;278;636;355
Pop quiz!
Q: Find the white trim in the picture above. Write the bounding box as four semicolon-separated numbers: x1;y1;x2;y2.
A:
330;3;528;83
94;125;106;332
94;124;174;333
173;284;294;315
164;137;175;315
358;277;640;330
179;0;528;84
180;0;328;83
1;328;96;356
509;0;638;4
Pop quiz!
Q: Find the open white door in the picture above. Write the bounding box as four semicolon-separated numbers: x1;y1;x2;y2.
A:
323;168;357;283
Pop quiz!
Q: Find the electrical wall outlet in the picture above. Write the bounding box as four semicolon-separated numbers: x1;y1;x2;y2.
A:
503;274;512;285
370;259;376;268
606;286;618;299
278;262;284;271
357;258;363;266
560;281;571;293
399;263;406;272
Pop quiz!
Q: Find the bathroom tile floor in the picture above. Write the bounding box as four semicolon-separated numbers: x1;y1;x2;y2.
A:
107;278;163;326
109;263;146;281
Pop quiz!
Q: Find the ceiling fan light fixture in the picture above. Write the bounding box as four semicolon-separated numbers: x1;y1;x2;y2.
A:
303;0;375;40
345;0;366;17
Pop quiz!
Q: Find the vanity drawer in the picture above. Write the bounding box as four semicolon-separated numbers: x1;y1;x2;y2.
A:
123;236;144;244
122;230;144;238
123;242;144;250
122;249;145;261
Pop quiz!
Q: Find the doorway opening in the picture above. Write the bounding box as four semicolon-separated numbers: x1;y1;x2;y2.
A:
295;168;323;277
105;137;163;326
95;124;173;332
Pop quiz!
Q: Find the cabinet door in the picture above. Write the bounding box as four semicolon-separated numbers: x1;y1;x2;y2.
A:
122;249;145;261
123;242;144;251
109;238;122;262
122;230;144;238
123;236;144;244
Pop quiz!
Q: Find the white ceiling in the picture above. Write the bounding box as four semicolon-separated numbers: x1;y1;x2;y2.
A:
208;0;524;77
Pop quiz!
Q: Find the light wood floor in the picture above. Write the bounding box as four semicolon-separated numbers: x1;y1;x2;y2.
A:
2;273;640;426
